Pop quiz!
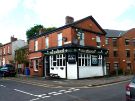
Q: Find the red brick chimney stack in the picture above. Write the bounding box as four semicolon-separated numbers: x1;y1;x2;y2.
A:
11;35;17;42
65;16;74;25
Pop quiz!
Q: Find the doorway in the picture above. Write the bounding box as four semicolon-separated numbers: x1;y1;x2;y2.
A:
44;56;50;77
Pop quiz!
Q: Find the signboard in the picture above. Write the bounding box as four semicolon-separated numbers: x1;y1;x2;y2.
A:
68;53;76;64
91;55;99;66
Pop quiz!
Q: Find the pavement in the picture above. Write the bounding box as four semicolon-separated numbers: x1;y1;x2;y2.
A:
3;74;133;88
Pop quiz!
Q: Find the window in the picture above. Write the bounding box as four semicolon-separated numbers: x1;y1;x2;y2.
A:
96;36;101;48
105;38;109;45
78;53;101;67
126;50;130;57
33;59;38;71
112;39;117;47
113;50;118;57
133;39;135;46
114;63;119;69
3;58;5;65
58;33;62;46
125;39;130;45
7;46;10;54
127;63;131;70
78;53;91;66
50;54;66;70
45;37;49;48
34;40;38;51
3;47;5;54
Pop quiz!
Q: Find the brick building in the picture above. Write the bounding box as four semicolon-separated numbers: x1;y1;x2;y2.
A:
0;36;26;66
28;16;108;79
105;28;135;75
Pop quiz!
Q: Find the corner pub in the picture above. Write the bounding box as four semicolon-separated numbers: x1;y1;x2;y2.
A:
28;16;108;79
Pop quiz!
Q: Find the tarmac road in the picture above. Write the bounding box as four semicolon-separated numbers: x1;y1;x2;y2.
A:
0;78;128;101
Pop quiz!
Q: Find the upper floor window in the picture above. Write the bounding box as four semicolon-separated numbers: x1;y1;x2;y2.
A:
105;38;109;45
45;37;49;48
96;36;101;48
34;40;38;51
112;38;117;47
58;33;62;46
3;47;5;54
125;39;130;45
7;46;10;54
126;50;130;57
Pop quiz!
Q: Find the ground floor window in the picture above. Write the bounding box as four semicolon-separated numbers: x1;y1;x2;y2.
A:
127;63;131;70
50;54;66;70
114;63;119;70
78;53;102;67
33;59;38;71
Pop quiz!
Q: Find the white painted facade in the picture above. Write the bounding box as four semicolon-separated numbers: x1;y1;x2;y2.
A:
67;62;77;79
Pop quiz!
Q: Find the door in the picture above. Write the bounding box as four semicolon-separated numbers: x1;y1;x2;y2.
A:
44;56;50;77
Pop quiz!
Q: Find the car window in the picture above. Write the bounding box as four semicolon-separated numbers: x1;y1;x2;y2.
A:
131;77;135;83
0;67;8;70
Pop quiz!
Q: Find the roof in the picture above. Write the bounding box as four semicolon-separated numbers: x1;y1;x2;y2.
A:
104;29;126;38
29;16;106;40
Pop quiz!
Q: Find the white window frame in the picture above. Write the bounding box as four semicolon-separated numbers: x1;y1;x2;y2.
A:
35;40;38;51
58;33;62;46
78;53;91;67
45;37;49;48
96;36;101;48
50;54;66;70
33;59;38;71
3;58;5;65
3;47;5;54
8;46;10;54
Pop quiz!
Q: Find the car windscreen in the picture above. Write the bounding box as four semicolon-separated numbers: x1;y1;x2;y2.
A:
0;67;8;71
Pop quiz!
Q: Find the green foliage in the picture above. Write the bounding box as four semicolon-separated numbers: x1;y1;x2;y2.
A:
15;47;29;65
26;24;56;40
26;25;44;39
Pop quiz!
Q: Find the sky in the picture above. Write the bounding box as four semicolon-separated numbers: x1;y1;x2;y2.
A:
0;0;135;44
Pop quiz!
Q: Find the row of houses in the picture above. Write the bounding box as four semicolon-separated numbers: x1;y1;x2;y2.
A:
0;15;135;79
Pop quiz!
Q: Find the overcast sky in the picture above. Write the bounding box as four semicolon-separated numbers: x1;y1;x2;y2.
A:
0;0;135;44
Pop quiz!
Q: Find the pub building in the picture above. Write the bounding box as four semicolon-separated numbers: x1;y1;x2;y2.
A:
28;16;108;79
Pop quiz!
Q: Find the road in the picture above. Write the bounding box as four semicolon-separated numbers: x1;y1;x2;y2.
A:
0;78;128;101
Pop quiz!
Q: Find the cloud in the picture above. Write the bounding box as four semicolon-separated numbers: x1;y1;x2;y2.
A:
0;0;19;19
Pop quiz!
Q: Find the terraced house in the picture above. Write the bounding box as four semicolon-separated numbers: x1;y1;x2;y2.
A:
0;36;26;66
105;28;135;75
28;16;108;79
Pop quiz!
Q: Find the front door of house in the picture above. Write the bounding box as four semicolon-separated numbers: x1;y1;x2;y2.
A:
44;56;50;77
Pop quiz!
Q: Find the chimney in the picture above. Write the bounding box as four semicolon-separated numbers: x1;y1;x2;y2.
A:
11;35;17;42
65;16;74;25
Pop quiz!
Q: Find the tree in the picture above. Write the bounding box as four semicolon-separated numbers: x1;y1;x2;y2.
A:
26;24;44;39
26;25;56;40
15;46;29;66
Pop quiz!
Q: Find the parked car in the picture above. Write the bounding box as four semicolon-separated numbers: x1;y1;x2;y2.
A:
0;64;16;77
126;76;135;101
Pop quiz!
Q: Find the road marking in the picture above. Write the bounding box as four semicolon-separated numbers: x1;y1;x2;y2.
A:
58;90;66;92
14;89;35;96
48;92;57;95
0;85;6;87
30;98;40;101
52;93;62;95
